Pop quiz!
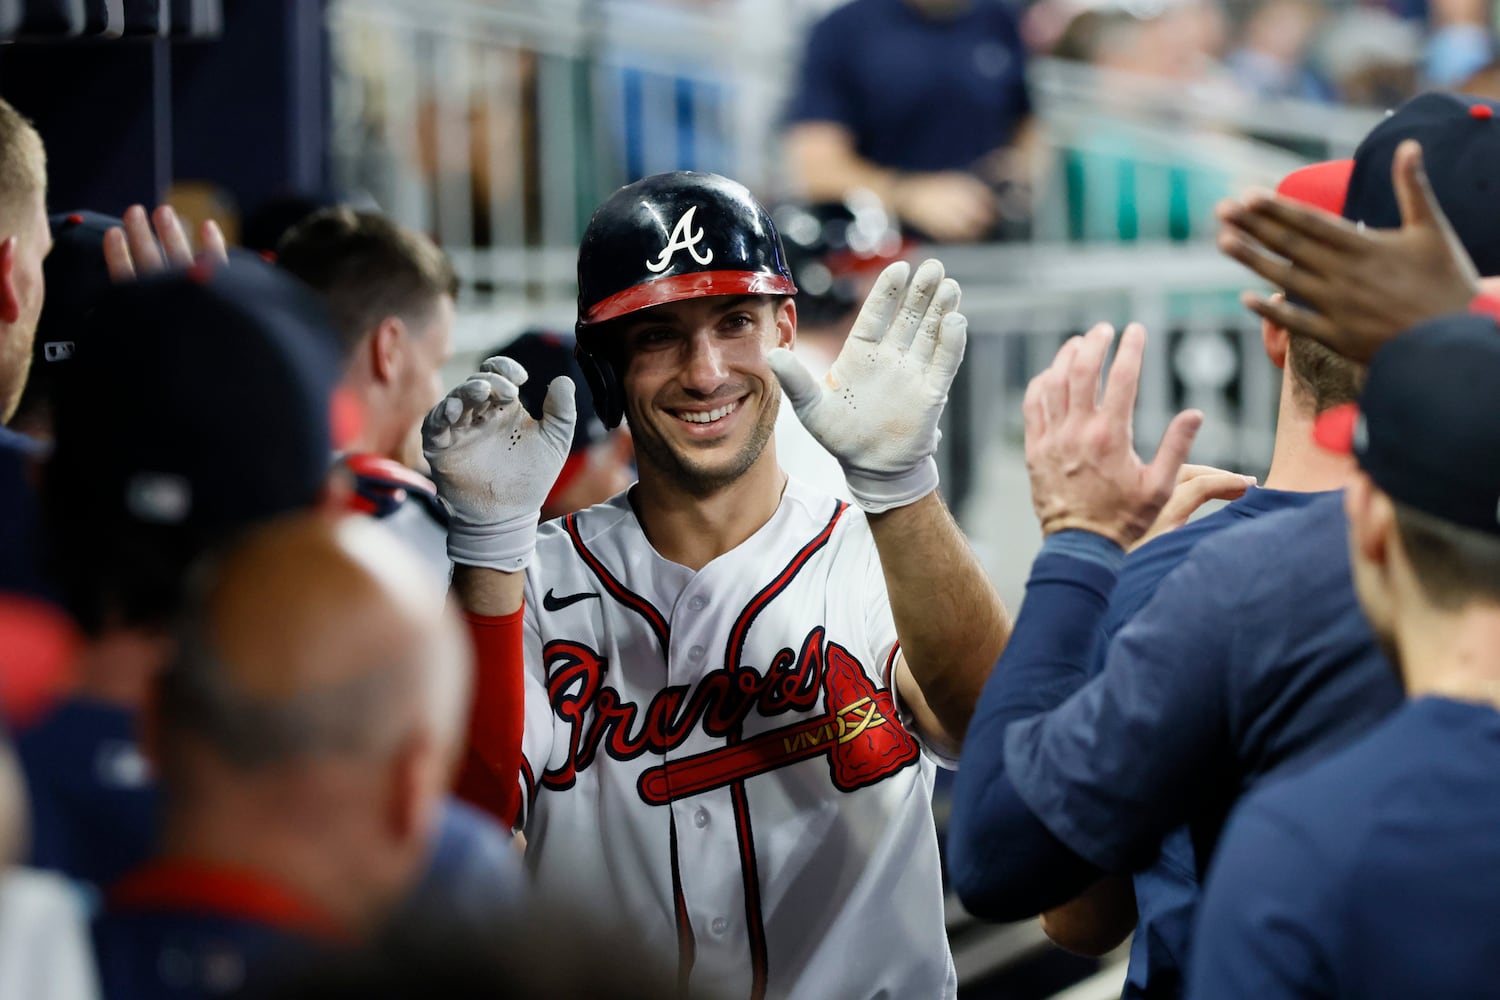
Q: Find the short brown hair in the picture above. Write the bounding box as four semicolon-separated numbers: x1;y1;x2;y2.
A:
1395;502;1500;610
0;98;46;228
276;208;457;363
1286;333;1365;413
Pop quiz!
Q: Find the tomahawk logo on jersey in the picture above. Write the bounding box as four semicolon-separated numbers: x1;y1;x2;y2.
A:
515;479;955;1000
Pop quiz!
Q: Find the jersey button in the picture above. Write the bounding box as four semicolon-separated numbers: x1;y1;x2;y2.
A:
694;807;710;828
688;644;705;661
688;595;708;612
711;917;729;935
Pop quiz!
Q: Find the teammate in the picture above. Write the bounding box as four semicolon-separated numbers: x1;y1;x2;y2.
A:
424;170;1008;998
0;96;50;441
15;261;343;892
1191;315;1500;998
275;207;458;580
1216;111;1500;360
94;513;472;999
946;92;1500;993
1031;158;1359;996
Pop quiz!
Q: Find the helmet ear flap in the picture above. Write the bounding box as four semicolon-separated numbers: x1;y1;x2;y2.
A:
574;340;624;430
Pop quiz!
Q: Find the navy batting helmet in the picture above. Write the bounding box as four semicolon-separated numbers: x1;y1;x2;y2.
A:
573;171;797;428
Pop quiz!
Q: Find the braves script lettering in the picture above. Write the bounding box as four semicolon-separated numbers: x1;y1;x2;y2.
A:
541;627;920;801
646;206;714;273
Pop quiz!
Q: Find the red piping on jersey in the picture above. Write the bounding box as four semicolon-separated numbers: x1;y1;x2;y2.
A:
108;861;347;943
720;498;848;1000
564;513;671;651
669;817;697;993
729;779;769;999
882;642;901;692
722;501;848;671
519;756;538;825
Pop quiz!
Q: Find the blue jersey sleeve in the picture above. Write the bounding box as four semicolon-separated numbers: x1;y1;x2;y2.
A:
1004;546;1236;873
948;533;1121;920
1188;800;1337;1000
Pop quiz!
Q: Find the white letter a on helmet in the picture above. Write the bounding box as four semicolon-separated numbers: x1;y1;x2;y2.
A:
646;207;714;273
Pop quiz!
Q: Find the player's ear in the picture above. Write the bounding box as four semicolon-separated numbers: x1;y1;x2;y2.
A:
0;237;20;325
776;296;797;352
369;315;406;385
384;728;438;848
1261;308;1289;370
1346;472;1392;568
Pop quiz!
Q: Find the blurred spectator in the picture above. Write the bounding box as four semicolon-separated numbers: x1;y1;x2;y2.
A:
276;208;458;579
93;514;472;998
485;330;634;521
784;0;1038;243
1315;7;1423;106
16;262;343;893
1050;2;1237;241
0;97;49;441
1227;0;1334;101
8;212;117;444
771;194;907;497
1425;0;1496;87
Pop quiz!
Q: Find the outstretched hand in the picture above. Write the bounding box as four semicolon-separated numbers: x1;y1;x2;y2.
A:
103;204;229;282
423;357;577;572
1024;323;1203;548
770;257;965;513
1216;140;1478;363
1130;463;1257;552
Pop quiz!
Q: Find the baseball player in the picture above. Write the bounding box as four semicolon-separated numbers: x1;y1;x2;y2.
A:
424;171;1009;999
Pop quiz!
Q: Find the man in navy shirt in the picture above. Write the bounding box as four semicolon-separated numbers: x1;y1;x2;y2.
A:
95;514;474;1000
947;91;1500;997
1036;157;1360;998
784;0;1036;243
1191;314;1500;999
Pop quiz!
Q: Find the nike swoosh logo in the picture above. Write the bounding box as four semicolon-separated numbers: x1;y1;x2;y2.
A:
542;588;601;612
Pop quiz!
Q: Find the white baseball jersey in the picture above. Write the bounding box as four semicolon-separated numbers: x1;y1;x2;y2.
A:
516;476;955;1000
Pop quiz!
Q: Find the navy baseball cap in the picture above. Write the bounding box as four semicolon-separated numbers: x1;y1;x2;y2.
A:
12;212;120;422
46;254;344;540
1315;313;1500;535
1343;92;1500;276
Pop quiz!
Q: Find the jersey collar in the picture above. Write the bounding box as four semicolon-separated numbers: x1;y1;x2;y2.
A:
108;860;348;943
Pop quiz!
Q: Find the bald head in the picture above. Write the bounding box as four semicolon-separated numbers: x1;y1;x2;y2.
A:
158;514;470;777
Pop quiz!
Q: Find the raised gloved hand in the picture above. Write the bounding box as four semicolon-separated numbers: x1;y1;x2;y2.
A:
769;258;965;513
422;357;576;572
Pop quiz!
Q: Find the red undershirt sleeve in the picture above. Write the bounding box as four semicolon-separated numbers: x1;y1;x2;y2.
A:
453;605;526;831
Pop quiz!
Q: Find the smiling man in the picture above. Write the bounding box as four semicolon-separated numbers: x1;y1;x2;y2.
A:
424;170;1009;999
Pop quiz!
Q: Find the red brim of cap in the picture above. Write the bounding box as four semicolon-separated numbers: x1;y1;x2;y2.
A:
1277;160;1355;214
1313;401;1360;454
582;270;798;327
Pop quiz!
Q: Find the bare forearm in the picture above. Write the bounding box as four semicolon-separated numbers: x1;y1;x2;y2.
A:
784;123;900;204
451;565;525;617
869;492;1009;737
1040;875;1137;956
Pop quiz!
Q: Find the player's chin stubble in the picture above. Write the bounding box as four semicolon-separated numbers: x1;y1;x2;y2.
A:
632;388;779;498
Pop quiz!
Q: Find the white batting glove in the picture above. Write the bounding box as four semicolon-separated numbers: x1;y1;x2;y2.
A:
422;356;577;572
769;258;965;513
